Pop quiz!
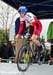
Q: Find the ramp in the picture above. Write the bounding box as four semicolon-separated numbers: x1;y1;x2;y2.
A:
0;63;53;75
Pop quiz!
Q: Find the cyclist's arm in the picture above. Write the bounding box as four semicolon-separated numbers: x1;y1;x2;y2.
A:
15;21;24;38
18;21;24;35
32;21;36;35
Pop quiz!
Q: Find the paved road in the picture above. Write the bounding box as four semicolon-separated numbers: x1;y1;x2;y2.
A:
0;63;53;75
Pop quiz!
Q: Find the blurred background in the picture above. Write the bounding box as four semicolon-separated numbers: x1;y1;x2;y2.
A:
0;0;53;64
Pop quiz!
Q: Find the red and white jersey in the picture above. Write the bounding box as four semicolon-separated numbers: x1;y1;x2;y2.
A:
20;12;36;27
18;12;42;35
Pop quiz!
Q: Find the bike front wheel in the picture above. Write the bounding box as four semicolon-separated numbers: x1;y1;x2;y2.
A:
17;45;32;72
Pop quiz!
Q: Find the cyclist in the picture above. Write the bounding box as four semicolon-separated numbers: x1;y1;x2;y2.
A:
15;6;42;62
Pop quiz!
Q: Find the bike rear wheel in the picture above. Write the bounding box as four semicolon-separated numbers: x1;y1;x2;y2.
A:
37;43;46;65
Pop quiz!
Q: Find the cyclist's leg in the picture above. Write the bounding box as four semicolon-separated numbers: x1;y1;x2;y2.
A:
15;37;25;62
31;35;40;46
15;25;26;62
31;35;43;52
28;26;41;48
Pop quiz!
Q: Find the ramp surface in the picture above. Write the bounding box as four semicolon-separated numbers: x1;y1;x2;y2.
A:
0;63;53;75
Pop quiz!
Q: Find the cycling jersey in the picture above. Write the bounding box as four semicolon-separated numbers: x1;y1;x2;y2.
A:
16;12;42;36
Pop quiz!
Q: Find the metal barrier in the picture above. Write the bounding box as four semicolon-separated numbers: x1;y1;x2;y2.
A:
0;57;15;63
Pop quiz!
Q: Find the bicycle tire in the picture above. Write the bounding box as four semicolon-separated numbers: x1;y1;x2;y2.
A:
17;44;32;72
37;43;46;65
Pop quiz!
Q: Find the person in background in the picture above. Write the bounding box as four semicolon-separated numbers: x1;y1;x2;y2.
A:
47;21;53;65
11;41;16;57
0;40;14;60
15;6;42;62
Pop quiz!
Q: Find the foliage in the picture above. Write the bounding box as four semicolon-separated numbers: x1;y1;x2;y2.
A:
0;30;9;43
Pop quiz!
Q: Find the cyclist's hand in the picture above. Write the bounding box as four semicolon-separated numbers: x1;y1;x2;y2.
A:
31;34;38;40
30;34;35;40
15;34;20;39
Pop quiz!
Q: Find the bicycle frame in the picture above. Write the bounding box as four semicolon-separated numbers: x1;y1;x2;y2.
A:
17;33;46;72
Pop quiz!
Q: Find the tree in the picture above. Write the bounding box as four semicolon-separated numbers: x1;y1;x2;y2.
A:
0;0;18;42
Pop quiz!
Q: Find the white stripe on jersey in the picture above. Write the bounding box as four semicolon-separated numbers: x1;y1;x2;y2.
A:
20;12;36;27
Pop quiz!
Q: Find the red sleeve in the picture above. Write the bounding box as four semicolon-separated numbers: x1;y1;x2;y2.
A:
18;21;24;35
32;21;36;35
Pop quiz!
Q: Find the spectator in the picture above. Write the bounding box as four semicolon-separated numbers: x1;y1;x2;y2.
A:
0;40;14;59
11;41;16;57
47;21;53;65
